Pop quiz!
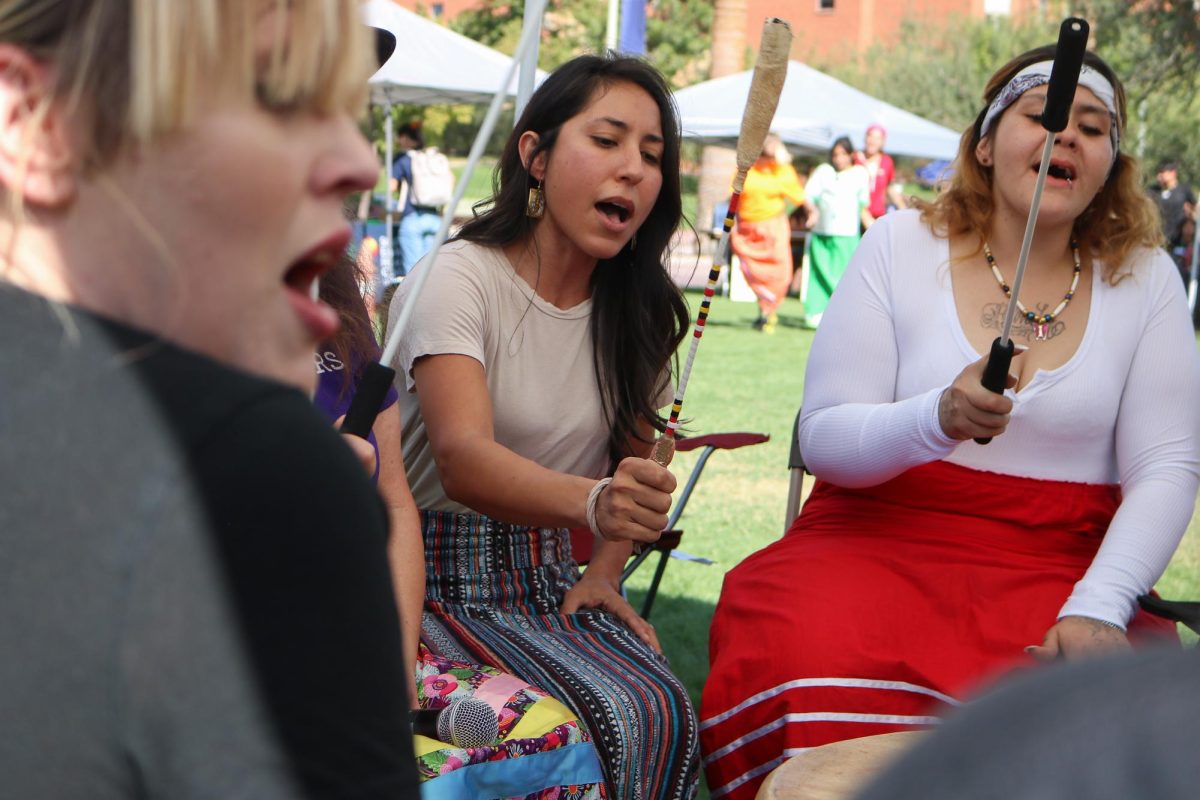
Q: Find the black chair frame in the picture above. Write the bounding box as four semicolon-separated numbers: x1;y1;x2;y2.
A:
621;431;769;620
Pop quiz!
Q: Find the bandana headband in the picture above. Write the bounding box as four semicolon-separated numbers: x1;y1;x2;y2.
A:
979;60;1120;158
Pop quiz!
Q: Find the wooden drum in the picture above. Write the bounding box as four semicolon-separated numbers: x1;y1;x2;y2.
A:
755;731;927;800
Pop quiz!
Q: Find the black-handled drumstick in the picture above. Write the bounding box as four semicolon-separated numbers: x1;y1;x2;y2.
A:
975;17;1089;445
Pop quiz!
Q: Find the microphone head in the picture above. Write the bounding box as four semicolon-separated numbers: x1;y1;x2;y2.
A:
437;697;501;749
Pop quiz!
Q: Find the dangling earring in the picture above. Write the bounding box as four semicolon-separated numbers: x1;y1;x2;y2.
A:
526;178;545;219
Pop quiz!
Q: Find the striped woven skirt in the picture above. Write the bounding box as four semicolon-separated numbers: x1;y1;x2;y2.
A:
700;461;1178;800
420;510;700;800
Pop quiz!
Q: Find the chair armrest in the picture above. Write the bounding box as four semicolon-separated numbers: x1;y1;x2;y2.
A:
788;408;806;471
676;432;769;453
1138;594;1200;635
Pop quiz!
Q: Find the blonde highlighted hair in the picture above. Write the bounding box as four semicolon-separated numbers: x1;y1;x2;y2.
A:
918;44;1162;282
0;0;372;171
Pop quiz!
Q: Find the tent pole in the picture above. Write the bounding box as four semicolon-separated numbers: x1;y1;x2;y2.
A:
605;0;619;51
380;101;395;291
515;0;546;121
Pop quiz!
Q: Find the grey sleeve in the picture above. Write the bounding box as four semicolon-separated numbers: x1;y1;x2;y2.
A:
120;478;307;799
855;648;1200;800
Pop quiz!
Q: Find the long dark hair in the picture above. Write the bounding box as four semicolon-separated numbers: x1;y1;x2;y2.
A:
830;136;854;166
456;53;689;466
319;254;378;400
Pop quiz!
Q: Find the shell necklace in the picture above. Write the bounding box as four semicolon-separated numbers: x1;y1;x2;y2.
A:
984;240;1081;341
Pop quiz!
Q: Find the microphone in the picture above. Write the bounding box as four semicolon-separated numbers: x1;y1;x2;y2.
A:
410;697;500;748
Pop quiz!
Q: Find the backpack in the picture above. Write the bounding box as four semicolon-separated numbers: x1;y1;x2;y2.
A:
406;147;455;208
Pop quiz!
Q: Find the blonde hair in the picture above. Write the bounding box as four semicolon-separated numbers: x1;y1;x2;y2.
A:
0;0;372;171
918;45;1161;283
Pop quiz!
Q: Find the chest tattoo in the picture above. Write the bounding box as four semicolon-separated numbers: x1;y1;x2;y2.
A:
981;302;1066;342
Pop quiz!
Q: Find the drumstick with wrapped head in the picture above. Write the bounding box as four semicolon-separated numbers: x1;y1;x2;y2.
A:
649;17;793;467
975;17;1089;445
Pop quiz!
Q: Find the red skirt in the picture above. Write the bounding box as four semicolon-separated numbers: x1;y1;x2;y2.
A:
700;461;1177;800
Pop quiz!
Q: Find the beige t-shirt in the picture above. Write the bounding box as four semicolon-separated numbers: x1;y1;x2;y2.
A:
389;240;614;513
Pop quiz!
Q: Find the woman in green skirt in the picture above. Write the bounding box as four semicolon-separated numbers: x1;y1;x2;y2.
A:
803;136;873;327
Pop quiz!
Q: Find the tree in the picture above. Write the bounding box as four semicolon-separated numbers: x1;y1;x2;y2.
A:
450;1;711;83
831;4;1200;181
1074;0;1200;173
646;0;715;87
1075;0;1200;106
826;13;1047;133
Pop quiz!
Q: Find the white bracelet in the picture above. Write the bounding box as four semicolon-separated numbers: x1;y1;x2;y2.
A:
1088;617;1127;632
585;478;613;540
1066;614;1126;632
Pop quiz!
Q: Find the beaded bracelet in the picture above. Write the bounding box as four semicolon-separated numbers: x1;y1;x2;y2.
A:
585;478;613;540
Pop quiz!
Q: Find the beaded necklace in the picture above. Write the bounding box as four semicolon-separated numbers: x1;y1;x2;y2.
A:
984;240;1081;341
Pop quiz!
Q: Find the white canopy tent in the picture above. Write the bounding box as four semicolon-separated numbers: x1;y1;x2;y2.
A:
364;0;546;105
361;0;546;284
675;61;962;160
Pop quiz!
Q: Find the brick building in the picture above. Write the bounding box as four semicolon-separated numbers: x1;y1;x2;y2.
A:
387;0;479;21
744;0;1054;62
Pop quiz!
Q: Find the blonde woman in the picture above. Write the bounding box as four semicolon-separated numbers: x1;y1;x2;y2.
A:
0;2;420;796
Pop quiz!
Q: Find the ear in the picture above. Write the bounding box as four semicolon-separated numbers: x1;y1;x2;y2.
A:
0;45;77;208
975;136;993;168
517;131;546;181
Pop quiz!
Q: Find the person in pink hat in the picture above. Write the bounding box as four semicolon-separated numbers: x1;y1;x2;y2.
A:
855;124;907;222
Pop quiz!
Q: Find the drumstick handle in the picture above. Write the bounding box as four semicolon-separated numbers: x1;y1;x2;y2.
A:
1041;18;1090;133
340;361;397;439
974;337;1014;445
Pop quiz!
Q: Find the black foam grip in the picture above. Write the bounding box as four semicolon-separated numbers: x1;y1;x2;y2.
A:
974;337;1015;445
340;361;397;439
1042;18;1090;132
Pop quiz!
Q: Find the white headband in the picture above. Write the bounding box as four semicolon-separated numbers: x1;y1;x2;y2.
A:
979;60;1120;157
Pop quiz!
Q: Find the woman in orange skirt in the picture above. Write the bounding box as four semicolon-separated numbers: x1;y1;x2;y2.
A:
730;133;805;333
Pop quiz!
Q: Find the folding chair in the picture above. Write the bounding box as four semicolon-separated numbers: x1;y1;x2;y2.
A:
784;407;807;527
789;406;1200;635
572;430;770;620
1138;596;1200;636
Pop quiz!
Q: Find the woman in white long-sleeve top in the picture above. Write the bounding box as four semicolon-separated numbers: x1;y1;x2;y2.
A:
701;43;1200;800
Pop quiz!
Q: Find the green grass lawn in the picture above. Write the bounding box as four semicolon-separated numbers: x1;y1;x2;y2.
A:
619;292;1200;798
452;156;497;219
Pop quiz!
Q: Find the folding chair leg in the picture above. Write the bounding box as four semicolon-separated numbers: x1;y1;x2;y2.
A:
640;549;673;621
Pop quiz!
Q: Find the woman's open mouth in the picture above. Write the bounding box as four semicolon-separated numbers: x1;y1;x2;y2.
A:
283;229;349;341
1040;160;1076;185
596;198;634;230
